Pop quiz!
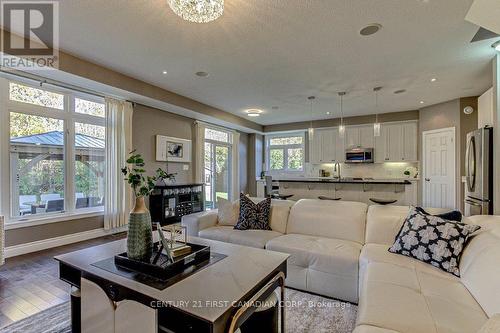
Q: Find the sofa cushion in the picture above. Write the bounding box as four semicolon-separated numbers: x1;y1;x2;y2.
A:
477;314;500;333
266;234;362;303
358;244;488;333
459;215;500;318
235;195;272;230
366;205;467;246
286;199;367;244
217;197;239;226
198;226;282;248
388;207;480;276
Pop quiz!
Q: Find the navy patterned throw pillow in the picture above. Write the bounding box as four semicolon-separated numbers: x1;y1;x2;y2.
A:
234;194;272;231
389;207;480;276
415;207;462;222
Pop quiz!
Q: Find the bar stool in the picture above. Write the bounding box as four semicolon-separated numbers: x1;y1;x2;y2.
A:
318;196;341;201
265;176;293;200
235;290;279;333
369;198;397;205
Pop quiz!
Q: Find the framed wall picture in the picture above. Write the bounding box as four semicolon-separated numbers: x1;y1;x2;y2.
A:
156;135;192;163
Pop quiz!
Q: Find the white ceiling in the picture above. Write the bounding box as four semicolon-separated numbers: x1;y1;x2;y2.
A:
57;0;498;125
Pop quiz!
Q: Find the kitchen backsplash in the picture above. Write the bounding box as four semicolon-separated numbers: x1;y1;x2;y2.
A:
305;162;419;179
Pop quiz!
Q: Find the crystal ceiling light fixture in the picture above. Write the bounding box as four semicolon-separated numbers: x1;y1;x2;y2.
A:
373;87;382;137
168;0;224;23
308;96;316;137
338;92;346;138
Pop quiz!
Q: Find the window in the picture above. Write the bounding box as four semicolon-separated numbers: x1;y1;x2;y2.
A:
203;127;233;209
3;79;106;221
266;132;305;173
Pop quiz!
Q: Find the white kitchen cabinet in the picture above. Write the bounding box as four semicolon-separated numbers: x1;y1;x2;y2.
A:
359;125;375;148
345;125;374;149
375;121;417;162
478;87;494;128
402;122;418;161
311;121;417;164
333;128;345;162
345;127;359;149
387;123;403;161
310;128;344;163
309;130;322;164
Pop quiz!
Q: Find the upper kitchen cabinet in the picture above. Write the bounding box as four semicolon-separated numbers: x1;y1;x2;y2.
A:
401;122;418;161
345;125;374;149
309;128;344;163
375;121;418;162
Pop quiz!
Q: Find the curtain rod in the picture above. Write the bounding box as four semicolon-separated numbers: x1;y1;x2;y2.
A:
0;68;135;105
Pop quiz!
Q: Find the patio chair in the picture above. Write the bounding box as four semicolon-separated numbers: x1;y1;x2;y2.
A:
19;195;37;215
76;197;89;209
88;197;102;207
45;199;64;213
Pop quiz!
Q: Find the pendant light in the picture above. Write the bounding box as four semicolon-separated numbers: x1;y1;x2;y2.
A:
338;92;346;138
308;96;316;138
373;87;382;137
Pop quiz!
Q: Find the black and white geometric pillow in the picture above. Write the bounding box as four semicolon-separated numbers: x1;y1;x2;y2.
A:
234;194;272;231
389;207;480;276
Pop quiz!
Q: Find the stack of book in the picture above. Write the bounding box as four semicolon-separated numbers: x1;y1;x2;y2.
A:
163;242;191;258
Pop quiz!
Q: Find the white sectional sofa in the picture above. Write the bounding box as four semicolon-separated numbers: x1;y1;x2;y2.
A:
182;199;500;333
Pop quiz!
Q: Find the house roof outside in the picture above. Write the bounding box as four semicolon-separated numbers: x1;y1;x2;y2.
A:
10;131;105;149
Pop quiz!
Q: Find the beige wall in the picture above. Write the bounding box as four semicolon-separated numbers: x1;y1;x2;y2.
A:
133;104;195;184
419;98;478;210
247;134;264;196
5;216;104;247
133;103;249;192
239;133;249;194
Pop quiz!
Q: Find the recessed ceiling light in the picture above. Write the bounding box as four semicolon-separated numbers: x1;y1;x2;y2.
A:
394;89;406;94
360;23;382;36
493;40;500;52
420;101;425;104
326;111;331;115
431;78;437;82
162;70;168;75
246;109;263;117
195;71;209;77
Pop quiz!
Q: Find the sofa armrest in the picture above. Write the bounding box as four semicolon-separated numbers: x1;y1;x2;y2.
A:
181;210;218;236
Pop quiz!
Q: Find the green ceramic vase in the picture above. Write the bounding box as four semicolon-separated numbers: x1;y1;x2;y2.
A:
127;197;153;261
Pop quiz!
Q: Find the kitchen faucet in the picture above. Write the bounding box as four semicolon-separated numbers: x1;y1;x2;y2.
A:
333;162;341;179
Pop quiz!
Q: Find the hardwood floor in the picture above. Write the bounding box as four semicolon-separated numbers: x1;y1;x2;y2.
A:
0;233;126;328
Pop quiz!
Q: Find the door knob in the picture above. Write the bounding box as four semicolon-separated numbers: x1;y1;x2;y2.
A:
425;178;430;181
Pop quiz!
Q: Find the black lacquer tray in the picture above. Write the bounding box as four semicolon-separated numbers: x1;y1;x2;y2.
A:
114;242;210;281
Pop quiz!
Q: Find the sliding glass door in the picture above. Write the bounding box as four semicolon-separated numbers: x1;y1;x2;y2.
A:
204;128;232;209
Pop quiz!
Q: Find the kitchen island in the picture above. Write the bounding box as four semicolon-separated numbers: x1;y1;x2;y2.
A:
257;177;418;206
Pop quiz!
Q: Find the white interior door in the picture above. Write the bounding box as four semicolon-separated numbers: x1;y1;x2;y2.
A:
423;128;456;209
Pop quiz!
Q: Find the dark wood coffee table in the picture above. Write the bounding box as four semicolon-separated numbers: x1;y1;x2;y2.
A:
55;236;288;333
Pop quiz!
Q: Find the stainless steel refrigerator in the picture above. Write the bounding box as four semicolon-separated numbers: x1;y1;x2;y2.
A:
464;127;493;216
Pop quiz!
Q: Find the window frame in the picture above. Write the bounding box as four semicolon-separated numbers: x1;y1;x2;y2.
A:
265;131;305;175
203;126;234;209
0;77;106;225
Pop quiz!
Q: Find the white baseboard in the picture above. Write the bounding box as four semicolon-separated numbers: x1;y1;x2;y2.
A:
4;226;128;258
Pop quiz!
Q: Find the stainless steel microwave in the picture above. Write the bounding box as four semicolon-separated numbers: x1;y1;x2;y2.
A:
345;148;374;163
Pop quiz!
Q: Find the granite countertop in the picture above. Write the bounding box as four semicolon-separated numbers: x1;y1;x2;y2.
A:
275;177;413;185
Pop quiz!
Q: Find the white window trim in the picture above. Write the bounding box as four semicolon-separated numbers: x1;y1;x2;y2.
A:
265;131;306;175
0;77;106;226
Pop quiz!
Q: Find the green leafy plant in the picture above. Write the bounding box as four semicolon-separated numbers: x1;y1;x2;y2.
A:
156;168;176;184
121;150;157;198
